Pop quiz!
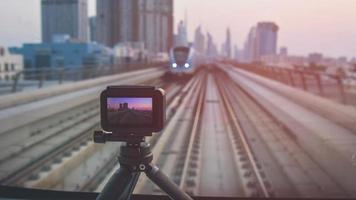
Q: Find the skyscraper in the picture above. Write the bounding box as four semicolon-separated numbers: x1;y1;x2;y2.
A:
280;46;288;57
234;45;243;62
96;0;130;47
243;22;279;62
41;0;88;43
206;32;218;59
243;27;257;62
193;26;205;53
175;20;188;46
225;28;232;59
255;22;279;58
141;0;174;53
96;0;173;53
89;16;97;42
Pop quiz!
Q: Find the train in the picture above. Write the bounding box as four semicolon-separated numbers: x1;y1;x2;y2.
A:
167;46;205;77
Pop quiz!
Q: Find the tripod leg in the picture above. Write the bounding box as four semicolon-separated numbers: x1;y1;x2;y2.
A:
124;171;140;200
145;164;193;200
96;166;140;200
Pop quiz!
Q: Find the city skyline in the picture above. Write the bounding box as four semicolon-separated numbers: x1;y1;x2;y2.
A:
0;0;355;58
107;98;152;111
174;0;356;59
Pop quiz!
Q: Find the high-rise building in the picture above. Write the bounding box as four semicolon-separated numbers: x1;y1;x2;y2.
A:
174;20;188;46
280;46;288;57
243;22;279;62
97;0;124;47
234;45;243;62
140;0;174;54
89;16;97;42
220;43;226;57
225;28;232;58
96;0;173;54
243;27;257;62
41;0;88;43
193;26;205;53
96;0;135;48
206;32;218;59
255;22;279;58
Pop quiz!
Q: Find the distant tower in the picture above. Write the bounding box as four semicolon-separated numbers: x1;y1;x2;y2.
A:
255;22;279;59
206;32;217;58
234;44;241;61
123;103;128;109
41;0;88;43
193;26;205;53
175;20;188;46
225;28;232;59
280;46;288;56
242;22;278;62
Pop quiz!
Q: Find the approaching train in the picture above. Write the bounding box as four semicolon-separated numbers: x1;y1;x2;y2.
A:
168;46;205;76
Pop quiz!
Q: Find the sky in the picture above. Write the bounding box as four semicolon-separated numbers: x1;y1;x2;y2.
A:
0;0;355;58
107;98;152;111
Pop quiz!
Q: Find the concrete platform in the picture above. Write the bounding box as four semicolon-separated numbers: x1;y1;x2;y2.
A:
223;66;356;197
0;68;162;110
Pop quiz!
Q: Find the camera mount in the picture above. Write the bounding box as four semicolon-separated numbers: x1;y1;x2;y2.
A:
93;130;193;200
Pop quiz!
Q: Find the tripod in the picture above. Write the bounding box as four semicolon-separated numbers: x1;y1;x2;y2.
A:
93;131;193;200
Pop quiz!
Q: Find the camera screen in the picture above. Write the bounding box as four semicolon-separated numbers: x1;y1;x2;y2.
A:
107;97;153;126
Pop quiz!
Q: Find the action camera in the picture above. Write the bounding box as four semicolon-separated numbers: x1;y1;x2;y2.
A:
100;85;165;136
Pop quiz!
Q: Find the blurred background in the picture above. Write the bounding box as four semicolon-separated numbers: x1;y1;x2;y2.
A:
0;0;356;198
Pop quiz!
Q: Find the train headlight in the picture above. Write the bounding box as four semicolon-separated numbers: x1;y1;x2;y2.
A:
172;63;177;68
184;63;190;68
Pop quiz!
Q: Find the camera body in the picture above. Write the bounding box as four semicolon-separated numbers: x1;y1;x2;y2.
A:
100;85;165;137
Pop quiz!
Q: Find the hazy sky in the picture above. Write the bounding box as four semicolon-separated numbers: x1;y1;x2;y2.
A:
175;0;356;58
0;0;355;58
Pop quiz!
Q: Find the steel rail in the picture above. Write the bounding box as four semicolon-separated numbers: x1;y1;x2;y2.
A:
216;74;270;197
179;73;207;190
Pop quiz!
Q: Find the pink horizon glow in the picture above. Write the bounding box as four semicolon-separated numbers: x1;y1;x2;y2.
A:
107;98;152;111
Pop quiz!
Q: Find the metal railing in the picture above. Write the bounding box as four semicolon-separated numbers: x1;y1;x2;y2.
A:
231;62;355;105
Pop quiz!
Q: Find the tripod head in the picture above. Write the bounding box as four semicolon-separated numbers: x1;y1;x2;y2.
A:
93;130;192;200
93;130;153;172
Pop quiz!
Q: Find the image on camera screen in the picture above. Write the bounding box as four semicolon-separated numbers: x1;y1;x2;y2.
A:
107;97;152;126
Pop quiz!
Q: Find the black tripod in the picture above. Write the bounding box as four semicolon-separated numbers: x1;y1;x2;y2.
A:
93;131;193;200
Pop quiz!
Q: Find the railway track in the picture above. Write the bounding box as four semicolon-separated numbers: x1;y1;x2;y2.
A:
136;66;350;198
214;67;350;197
2;64;354;198
0;76;172;187
176;69;272;197
177;72;206;194
215;71;272;197
136;69;271;197
131;71;206;194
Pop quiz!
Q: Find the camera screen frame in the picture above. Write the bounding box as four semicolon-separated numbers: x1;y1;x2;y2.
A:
106;97;153;126
100;86;165;135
